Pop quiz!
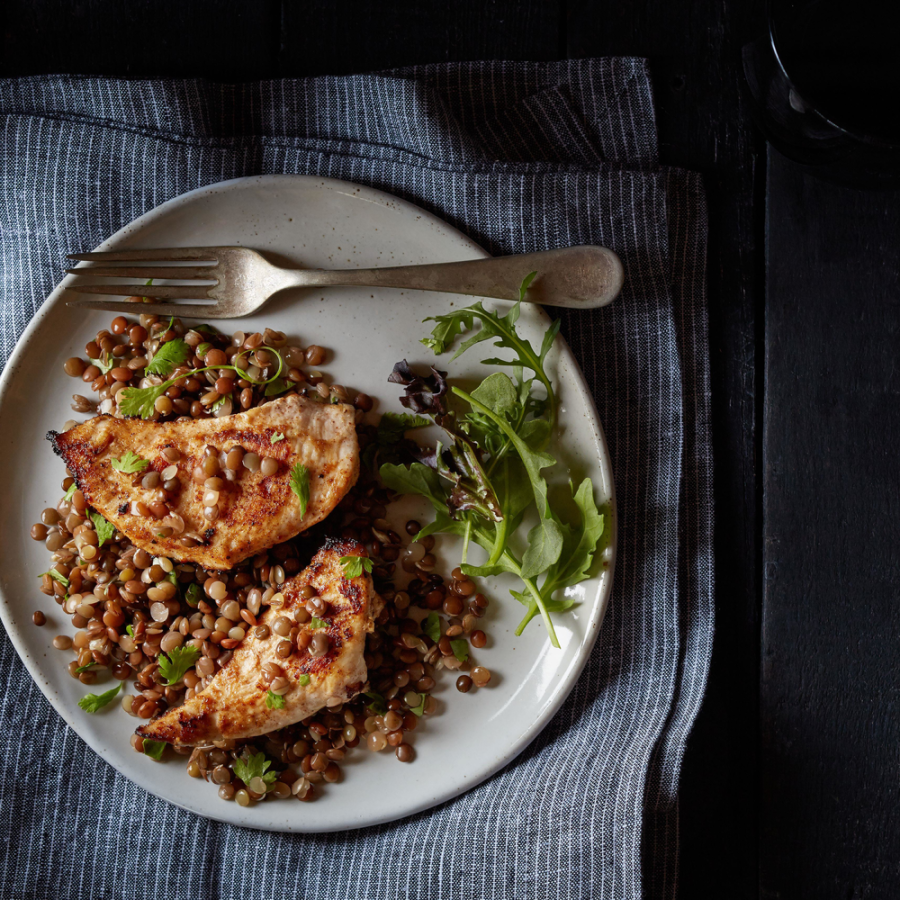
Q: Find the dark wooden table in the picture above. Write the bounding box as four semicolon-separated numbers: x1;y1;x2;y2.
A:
3;3;898;897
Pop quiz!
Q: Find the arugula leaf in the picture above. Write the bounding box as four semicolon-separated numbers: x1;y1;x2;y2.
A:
289;463;309;516
184;583;202;608
422;279;556;428
376;411;432;445
543;479;605;592
363;689;386;714
423;612;441;643
470;372;518;421
89;511;116;547
145;338;190;377
511;480;604;634
491;454;532;527
266;690;286;709
39;568;70;587
518;270;538;300
455;385;555;518
520;519;565;580
141;739;167;761
270;432;285;443
380;462;448;513
339;556;373;579
410;693;427;717
454;384;562;578
449;639;469;662
63;483;78;502
233;752;277;788
511;588;578;633
78;682;121;713
74;663;99;674
298;674;310;686
414;510;470;542
157;646;201;686
309;617;328;630
384;275;602;649
110;450;149;473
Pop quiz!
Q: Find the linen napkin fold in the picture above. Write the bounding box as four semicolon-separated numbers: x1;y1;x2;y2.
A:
0;59;712;900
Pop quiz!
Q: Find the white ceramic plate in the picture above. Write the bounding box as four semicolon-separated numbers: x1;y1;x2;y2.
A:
0;175;616;832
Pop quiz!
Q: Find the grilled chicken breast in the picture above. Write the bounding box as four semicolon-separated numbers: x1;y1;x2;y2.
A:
136;539;375;746
48;394;358;570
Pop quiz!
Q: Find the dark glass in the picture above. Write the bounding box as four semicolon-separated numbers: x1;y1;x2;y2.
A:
743;0;900;187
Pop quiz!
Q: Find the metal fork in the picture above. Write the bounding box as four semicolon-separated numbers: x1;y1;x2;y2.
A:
63;245;623;319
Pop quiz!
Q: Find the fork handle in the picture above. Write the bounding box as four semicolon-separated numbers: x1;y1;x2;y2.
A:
282;246;623;309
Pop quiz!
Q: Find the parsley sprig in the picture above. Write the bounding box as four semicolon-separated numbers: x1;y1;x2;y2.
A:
144;338;191;377
89;511;116;547
90;354;115;375
266;690;286;709
233;751;278;789
339;555;374;578
157;646;201;686
111;450;148;473
380;273;606;648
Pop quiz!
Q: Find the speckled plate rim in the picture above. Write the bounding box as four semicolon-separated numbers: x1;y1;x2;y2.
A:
0;174;617;832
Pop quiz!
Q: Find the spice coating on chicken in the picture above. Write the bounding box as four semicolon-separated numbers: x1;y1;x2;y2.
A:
135;539;375;747
47;394;359;570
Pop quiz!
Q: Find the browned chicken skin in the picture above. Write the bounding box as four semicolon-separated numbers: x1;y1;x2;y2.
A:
136;539;375;747
47;394;359;570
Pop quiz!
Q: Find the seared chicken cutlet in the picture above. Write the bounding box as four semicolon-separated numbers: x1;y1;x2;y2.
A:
136;540;376;747
47;394;358;570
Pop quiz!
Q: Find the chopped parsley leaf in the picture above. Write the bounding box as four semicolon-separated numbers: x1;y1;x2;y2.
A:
339;555;374;578
77;682;122;713
266;690;286;709
110;450;149;473
141;739;166;761
157;645;201;686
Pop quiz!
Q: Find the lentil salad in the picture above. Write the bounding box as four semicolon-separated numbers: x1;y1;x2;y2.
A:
32;309;492;806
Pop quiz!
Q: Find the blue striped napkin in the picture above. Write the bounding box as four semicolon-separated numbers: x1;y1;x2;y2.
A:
0;59;711;900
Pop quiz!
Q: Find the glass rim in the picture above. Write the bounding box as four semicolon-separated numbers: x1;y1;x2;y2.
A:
766;0;900;150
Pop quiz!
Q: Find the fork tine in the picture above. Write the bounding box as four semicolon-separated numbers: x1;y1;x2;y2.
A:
65;266;218;281
68;247;220;262
64;298;213;318
64;283;214;301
